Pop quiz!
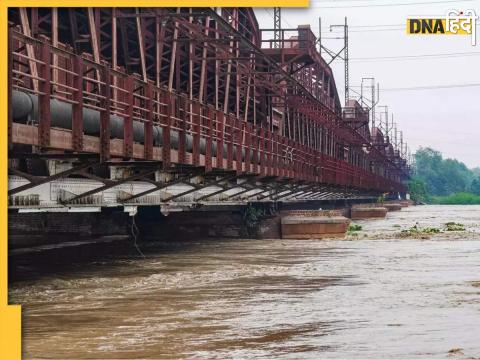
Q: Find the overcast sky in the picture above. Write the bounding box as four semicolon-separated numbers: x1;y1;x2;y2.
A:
254;0;480;168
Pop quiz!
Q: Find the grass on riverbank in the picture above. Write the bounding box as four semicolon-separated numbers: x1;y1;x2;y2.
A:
429;192;480;205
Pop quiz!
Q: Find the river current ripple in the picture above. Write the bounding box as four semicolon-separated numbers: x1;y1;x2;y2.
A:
9;205;480;359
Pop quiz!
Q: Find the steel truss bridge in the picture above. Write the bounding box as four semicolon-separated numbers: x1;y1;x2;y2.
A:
7;7;410;213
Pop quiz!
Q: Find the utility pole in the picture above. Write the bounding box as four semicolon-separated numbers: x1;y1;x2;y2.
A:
386;111;390;141
324;18;349;106
391;114;397;147
361;78;379;133
360;77;370;107
274;7;281;48
408;147;414;173
378;105;388;139
400;131;404;157
393;120;398;153
318;17;322;54
344;17;349;105
373;83;379;132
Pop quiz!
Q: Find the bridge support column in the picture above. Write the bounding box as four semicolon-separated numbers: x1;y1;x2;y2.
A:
110;166;135;180
47;160;74;176
189;175;205;185
155;171;173;183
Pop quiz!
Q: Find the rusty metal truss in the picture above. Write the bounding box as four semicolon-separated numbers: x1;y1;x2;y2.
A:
7;7;409;207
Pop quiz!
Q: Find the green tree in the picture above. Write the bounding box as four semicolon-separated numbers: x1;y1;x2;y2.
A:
414;147;474;196
471;177;480;195
408;177;428;203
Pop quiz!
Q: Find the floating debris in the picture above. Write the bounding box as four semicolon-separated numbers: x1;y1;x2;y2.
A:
445;222;466;231
447;348;464;355
401;224;441;237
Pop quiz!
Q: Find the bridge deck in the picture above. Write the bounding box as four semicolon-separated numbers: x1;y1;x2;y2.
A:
7;8;409;211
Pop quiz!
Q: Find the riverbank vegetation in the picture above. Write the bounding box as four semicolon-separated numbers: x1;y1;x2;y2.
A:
430;193;480;205
408;147;480;205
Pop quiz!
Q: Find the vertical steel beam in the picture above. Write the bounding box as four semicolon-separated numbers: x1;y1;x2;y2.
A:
223;10;236;113
259;127;265;177
235;119;242;175
266;129;272;176
192;102;201;166
51;8;58;92
100;64;111;161
162;92;172;169
155;9;165;87
30;8;39;35
244;69;252;122
216;110;224;169
214;18;219;110
178;97;186;164
273;133;279;177
280;137;287;179
38;42;51;148
87;8;101;83
251;127;259;174
111;9;118;102
72;55;84;151
275;133;281;177
244;123;252;174
124;76;134;158
144;83;154;160
273;7;281;48
198;16;210;103
205;107;213;172
289;139;295;180
226;115;233;170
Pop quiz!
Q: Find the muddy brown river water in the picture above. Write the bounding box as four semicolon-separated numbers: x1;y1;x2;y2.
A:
9;205;480;359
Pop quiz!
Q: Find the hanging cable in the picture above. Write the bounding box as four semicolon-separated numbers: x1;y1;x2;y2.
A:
130;213;145;258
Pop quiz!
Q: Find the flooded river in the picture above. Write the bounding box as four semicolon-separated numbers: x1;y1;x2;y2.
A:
9;205;480;359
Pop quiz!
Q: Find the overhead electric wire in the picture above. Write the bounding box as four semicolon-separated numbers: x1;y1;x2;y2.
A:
262;8;295;29
381;83;480;91
351;51;480;62
346;23;409;28
327;20;479;29
325;27;404;33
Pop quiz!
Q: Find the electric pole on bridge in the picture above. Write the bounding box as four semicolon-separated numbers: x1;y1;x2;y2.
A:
378;105;389;140
320;17;349;106
274;7;281;48
344;17;349;105
361;78;380;133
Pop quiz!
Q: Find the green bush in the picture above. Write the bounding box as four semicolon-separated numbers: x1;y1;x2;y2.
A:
430;192;480;205
348;224;362;232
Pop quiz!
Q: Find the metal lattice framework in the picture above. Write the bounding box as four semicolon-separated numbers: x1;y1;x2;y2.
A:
7;7;409;207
